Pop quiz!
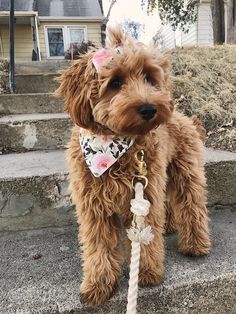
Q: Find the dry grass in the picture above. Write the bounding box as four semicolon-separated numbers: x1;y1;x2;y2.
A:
166;45;236;152
0;59;9;94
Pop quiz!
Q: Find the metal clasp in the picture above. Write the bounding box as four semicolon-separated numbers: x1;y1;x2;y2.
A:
132;149;148;189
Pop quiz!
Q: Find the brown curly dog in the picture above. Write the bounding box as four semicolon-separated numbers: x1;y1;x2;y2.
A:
55;27;210;307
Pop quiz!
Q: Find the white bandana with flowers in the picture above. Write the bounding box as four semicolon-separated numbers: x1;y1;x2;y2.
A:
79;129;135;177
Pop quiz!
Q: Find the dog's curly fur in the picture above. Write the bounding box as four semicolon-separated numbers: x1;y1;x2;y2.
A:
55;27;210;307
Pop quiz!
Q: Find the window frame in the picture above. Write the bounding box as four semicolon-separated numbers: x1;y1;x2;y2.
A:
44;25;88;59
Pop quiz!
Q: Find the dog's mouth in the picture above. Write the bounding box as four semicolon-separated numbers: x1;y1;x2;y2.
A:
92;96;173;137
122;120;159;136
110;103;170;136
92;115;158;137
105;114;160;137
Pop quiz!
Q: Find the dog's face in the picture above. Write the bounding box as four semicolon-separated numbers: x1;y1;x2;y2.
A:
55;27;174;136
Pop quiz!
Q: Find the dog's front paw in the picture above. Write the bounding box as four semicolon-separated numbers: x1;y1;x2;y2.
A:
80;279;117;307
138;268;163;287
179;242;210;256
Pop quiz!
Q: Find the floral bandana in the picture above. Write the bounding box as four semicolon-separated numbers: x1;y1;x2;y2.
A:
79;129;135;177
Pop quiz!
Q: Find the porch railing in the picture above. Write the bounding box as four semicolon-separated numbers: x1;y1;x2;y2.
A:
9;0;15;93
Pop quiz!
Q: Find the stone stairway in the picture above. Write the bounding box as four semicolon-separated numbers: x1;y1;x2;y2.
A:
0;61;235;313
0;61;74;232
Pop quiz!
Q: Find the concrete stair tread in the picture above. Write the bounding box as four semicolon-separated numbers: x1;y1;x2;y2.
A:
0;150;67;179
0;112;69;123
0;92;53;97
204;148;236;162
3;73;58;77
0;207;235;313
0;148;235;180
14;73;58;77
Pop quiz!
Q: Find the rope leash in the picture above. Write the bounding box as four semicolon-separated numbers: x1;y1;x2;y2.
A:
126;150;154;314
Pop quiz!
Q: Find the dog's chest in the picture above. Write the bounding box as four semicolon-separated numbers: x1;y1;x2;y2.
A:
77;130;158;216
98;155;135;216
90;145;149;216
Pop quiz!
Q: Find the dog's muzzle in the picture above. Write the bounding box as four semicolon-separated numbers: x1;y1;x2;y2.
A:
138;103;157;121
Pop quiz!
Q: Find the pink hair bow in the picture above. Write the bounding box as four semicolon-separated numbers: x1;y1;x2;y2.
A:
92;49;113;71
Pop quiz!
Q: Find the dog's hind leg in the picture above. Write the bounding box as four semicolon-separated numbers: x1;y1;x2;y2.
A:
78;212;122;307
164;197;177;234
167;155;211;256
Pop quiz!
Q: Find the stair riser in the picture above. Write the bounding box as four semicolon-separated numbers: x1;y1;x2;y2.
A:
206;160;236;206
0;118;72;152
15;75;59;93
15;60;71;75
0;94;64;115
0;160;235;231
0;174;74;231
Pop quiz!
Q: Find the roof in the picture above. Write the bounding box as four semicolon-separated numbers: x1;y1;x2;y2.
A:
0;0;103;17
0;0;35;11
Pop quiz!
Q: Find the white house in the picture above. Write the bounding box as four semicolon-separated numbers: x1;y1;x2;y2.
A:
161;0;213;49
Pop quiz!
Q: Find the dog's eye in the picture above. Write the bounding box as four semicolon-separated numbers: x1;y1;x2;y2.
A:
145;75;156;86
109;78;123;89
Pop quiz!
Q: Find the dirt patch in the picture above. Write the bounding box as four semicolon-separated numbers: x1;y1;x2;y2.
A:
167;45;236;152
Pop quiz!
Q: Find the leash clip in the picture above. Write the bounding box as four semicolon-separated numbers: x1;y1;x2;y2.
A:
135;149;147;176
132;149;148;189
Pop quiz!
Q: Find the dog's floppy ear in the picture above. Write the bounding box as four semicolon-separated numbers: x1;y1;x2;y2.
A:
106;25;127;48
155;55;170;83
153;53;174;111
54;52;97;128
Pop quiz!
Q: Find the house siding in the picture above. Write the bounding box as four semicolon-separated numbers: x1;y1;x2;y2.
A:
197;3;213;45
38;21;102;60
161;2;213;49
161;23;197;49
0;24;33;61
181;23;197;46
161;25;176;49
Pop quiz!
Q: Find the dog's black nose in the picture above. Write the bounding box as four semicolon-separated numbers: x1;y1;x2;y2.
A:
138;103;157;121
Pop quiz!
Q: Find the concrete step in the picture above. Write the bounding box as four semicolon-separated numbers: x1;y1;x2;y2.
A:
15;60;71;75
205;148;236;205
0;149;235;232
0;150;74;231
0;93;64;115
0;207;235;313
0;113;72;153
14;73;59;93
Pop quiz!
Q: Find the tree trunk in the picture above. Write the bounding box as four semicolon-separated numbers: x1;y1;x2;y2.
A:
211;0;225;44
227;0;236;43
98;0;104;15
100;0;117;47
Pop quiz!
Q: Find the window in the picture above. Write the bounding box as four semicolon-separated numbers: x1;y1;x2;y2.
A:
47;28;64;57
69;28;85;44
45;26;87;59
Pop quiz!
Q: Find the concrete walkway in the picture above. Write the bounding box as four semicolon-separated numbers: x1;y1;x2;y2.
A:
0;206;235;314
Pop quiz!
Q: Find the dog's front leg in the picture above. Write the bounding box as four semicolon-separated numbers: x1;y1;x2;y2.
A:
138;203;165;287
125;180;166;287
78;211;122;307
